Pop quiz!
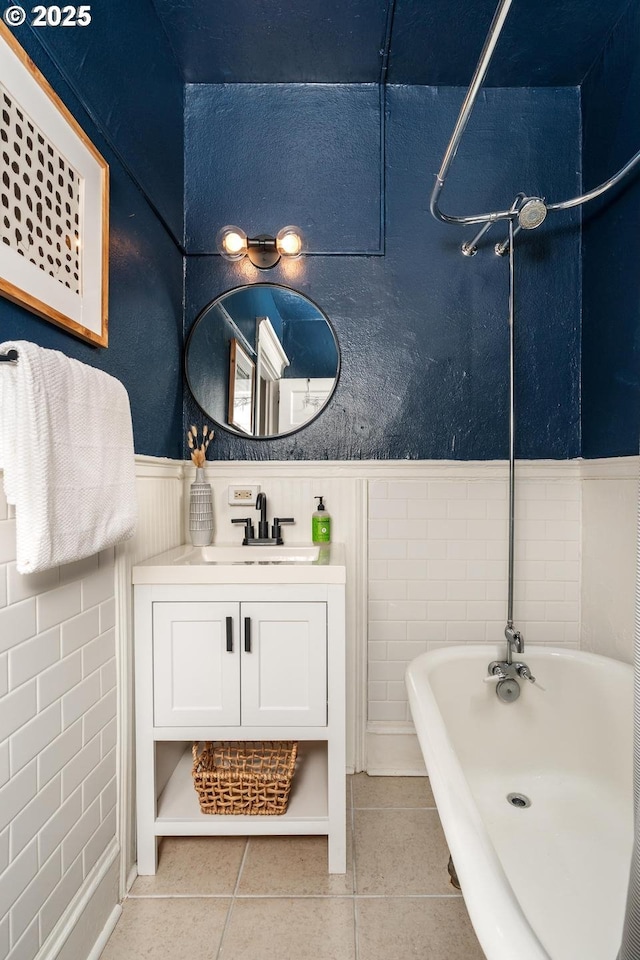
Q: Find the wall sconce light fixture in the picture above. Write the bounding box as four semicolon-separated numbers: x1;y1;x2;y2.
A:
216;225;304;269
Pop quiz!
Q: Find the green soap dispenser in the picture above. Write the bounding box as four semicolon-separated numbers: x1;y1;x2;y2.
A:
312;496;331;544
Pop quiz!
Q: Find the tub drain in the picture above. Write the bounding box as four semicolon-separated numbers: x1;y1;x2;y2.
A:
507;792;531;808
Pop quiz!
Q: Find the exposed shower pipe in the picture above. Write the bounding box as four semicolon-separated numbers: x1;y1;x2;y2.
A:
495;229;519;257
429;0;515;228
461;221;494;257
495;150;640;255
463;193;525;257
546;146;640;212
504;215;521;664
429;3;640;956
430;0;640;248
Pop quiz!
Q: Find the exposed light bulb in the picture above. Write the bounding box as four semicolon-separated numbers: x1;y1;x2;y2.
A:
217;225;305;268
278;232;301;256
276;225;304;259
216;225;248;261
223;231;245;255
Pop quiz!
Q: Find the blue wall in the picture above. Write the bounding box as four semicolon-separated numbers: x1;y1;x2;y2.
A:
388;0;633;87
1;14;184;458
185;84;383;254
5;5;633;463
581;0;640;458
150;0;631;88
14;1;185;241
185;85;581;461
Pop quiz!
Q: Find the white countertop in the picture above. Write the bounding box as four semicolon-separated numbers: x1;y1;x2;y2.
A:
132;542;346;585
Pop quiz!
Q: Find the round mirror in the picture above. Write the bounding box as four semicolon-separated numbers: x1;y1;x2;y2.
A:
185;283;340;439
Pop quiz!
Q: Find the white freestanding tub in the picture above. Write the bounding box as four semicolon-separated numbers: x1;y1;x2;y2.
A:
405;644;633;960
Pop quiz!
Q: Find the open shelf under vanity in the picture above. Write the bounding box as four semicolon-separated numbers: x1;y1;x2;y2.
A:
154;740;329;835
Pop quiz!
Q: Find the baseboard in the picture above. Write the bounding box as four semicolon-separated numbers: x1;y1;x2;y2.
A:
85;905;122;960
365;724;428;776
38;840;120;960
125;864;138;894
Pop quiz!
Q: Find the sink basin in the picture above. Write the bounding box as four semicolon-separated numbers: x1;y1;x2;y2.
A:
132;542;344;585
190;544;322;564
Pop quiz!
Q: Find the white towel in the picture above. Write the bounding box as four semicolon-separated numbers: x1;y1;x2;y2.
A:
0;340;137;573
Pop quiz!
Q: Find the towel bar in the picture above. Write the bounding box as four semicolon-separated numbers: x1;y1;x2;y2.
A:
0;351;18;363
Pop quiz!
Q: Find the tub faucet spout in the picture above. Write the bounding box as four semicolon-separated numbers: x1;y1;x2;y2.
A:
505;624;523;661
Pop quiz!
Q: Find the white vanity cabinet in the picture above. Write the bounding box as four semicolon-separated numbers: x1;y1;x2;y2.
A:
152;601;239;726
152;600;327;727
133;546;346;876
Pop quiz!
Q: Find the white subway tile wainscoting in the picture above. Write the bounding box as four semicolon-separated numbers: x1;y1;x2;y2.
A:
368;475;580;723
187;457;636;775
0;457;183;960
0;455;636;960
0;496;118;960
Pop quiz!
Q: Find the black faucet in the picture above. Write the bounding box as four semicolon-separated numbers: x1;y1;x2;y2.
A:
231;493;295;545
256;492;269;540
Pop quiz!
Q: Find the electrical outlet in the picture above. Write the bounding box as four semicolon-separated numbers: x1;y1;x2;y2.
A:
228;484;260;506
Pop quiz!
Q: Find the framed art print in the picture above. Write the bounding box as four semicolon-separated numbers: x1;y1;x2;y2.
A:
0;21;109;346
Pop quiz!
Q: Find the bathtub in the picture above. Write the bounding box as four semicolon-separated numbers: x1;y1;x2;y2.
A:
405;644;634;960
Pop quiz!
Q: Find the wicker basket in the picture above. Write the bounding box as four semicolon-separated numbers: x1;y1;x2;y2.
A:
192;741;298;815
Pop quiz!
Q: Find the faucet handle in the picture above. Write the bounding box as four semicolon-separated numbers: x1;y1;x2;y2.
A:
516;664;545;691
231;517;255;544
272;517;294;543
516;663;536;684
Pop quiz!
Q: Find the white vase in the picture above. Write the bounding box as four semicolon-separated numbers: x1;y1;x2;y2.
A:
189;467;214;546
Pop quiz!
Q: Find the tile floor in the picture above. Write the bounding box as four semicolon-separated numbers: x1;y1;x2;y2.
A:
100;775;485;960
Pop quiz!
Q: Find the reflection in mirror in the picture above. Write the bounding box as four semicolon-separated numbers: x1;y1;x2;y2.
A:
185;284;340;439
228;338;255;435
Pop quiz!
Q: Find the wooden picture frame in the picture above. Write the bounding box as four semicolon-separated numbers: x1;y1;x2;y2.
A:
0;22;109;346
228;338;255;435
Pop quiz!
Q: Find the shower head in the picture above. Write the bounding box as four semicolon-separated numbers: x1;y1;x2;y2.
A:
517;198;547;230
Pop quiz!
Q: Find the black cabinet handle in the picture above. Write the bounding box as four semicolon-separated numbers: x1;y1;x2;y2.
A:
226;616;233;652
244;617;251;653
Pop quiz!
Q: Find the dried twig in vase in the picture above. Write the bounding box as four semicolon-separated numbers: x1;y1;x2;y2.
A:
186;424;214;468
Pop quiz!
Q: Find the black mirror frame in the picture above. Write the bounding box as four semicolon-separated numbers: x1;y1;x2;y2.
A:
184;282;341;441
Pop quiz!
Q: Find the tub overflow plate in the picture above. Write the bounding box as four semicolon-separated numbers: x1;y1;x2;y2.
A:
507;792;531;809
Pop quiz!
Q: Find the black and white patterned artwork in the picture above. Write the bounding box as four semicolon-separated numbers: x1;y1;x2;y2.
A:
1;82;81;295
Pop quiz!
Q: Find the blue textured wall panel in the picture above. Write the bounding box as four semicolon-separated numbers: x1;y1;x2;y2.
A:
150;0;387;84
8;0;184;242
0;26;184;458
389;0;633;87
581;1;640;458
149;0;630;88
184;86;581;461
184;84;382;254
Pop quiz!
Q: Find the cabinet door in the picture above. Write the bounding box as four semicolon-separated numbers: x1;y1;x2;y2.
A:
153;602;240;726
240;602;327;726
